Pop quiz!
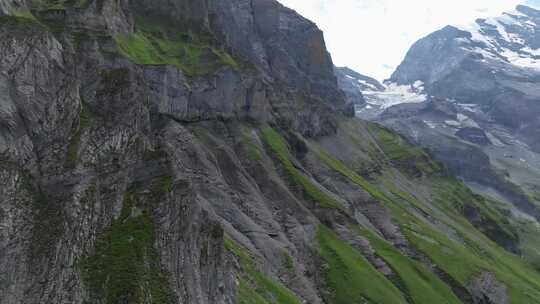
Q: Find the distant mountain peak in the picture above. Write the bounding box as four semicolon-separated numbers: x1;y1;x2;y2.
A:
453;5;540;70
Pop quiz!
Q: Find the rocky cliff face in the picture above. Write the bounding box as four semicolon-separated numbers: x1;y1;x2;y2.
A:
3;1;540;304
0;1;346;302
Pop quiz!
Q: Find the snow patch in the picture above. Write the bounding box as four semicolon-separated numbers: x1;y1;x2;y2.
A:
486;132;505;147
444;120;461;127
500;48;540;69
521;46;540;56
413;80;425;89
457;113;468;122
507;33;525;45
484;18;511;43
362;81;427;110
358;79;378;91
457;103;481;113
424;121;437;129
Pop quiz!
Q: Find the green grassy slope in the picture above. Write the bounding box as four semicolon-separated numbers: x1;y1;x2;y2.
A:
316;225;407;304
250;123;540;303
313;120;540;303
356;227;462;304
114;16;238;77
224;237;302;304
261;127;345;211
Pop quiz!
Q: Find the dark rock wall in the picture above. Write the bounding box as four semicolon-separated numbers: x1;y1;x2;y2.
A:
0;0;350;303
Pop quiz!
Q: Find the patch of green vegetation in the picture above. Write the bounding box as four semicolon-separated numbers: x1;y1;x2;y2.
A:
516;219;540;270
241;134;264;161
149;176;173;197
224;237;302;304
30;0;86;11
80;189;175;304
9;9;38;20
0;156;18;170
368;124;441;175
238;279;271;304
318;149;379;193
377;175;434;216
530;185;540;202
0;13;47;32
65;130;82;169
316;148;397;210
381;179;540;303
433;178;519;247
282;251;294;272
25;0;70;32
79;101;96;129
316;225;407;304
316;144;480;283
403;214;540;303
356;227;462;304
260;127;345;211
114;16;238;77
124;175;173;210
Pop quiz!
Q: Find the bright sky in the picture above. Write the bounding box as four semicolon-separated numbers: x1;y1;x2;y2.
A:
278;0;540;81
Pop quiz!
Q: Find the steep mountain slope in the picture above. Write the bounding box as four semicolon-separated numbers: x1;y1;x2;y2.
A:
2;1;540;304
391;4;540;208
352;4;540;272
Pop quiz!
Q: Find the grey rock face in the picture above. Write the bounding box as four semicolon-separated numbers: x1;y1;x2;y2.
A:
210;0;349;113
0;0;26;16
469;272;510;304
455;127;491;146
0;0;353;303
128;0;350;117
390;25;472;87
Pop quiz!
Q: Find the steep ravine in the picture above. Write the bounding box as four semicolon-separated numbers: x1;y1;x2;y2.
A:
1;1;540;304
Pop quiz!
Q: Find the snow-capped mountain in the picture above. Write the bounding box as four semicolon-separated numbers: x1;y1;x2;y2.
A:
348;5;540;223
388;4;540;143
459;5;540;70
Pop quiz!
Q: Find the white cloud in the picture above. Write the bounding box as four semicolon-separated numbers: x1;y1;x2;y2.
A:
278;0;526;81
